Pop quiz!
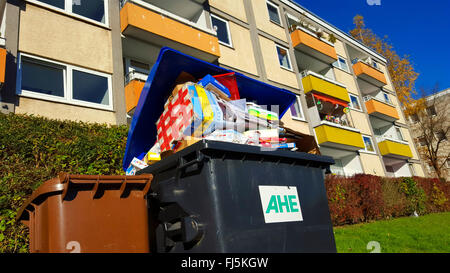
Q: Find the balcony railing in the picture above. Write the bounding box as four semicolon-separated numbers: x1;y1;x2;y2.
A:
314;120;364;151
290;25;338;64
376;136;413;158
364;95;399;121
352;58;387;87
125;70;148;86
300;70;350;103
120;0;220;62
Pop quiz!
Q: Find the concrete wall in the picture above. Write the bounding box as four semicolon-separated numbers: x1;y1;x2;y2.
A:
250;0;287;42
218;22;258;76
15;97;116;124
350;110;372;135
18;4;113;73
258;35;298;88
14;2;122;125
280;108;310;135
334;69;359;95
360;152;386;176
209;0;248;23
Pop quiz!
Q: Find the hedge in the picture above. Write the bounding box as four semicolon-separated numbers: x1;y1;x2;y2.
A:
0;113;128;252
326;174;450;226
1;113;449;252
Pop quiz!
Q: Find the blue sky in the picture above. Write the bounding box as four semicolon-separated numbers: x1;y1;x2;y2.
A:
293;0;450;97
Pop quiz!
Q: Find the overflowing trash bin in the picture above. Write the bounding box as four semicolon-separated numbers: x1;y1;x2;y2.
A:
125;47;337;253
17;173;153;253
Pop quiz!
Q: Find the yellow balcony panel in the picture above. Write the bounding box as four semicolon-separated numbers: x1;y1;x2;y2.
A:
125;79;146;113
0;47;6;85
353;61;387;87
378;139;413;159
302;74;350;103
290;28;337;64
120;2;220;62
365;98;399;121
314;123;365;151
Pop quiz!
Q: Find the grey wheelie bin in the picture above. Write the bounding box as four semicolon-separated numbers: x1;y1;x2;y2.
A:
124;47;336;253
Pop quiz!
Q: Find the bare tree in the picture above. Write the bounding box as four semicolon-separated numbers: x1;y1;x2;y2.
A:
406;85;449;180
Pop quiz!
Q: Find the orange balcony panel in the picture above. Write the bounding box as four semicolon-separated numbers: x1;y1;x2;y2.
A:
353;62;387;87
290;29;337;64
125;80;146;113
365;99;399;121
0;48;6;84
120;2;220;62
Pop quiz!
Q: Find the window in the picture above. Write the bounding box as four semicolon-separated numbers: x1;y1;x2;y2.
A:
290;95;304;120
38;0;64;9
410;113;419;123
395;127;404;141
426;106;437;116
408;163;416;176
72;0;106;23
276;45;292;70
333;56;349;72
72;70;109;105
383;92;391;104
349;94;361;111
18;53;112;110
21;57;65;98
266;1;281;25
436;130;447;141
361;135;375;153
211;14;232;47
34;0;107;24
372;60;379;69
418;137;427;146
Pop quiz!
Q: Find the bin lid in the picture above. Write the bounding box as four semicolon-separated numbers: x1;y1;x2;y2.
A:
123;47;298;171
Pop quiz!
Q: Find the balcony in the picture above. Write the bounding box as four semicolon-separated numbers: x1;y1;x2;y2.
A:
125;71;147;113
120;0;220;62
0;42;6;87
290;26;338;64
377;137;413;159
314;121;365;151
364;96;399;121
352;60;387;87
301;71;350;103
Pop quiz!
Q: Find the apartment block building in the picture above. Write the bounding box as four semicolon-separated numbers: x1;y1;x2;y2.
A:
0;0;425;178
407;88;449;180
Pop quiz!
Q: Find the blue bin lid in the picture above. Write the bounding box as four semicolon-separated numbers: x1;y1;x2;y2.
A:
123;47;297;170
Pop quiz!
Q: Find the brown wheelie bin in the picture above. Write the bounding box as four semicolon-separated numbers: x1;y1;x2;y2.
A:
16;173;153;253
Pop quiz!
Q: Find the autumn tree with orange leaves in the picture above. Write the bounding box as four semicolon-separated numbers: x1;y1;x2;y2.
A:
350;15;419;107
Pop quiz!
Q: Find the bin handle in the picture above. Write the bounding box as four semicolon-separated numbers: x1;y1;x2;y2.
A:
178;152;204;172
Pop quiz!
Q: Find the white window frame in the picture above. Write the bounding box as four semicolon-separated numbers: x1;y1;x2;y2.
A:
348;94;362;111
394;126;404;141
333;56;350;73
275;44;292;71
360;135;376;154
382;91;391;104
210;14;233;48
290;95;305;121
27;0;109;28
17;53;113;111
266;0;282;26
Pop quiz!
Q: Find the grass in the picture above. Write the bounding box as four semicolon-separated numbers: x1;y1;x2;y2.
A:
333;212;450;253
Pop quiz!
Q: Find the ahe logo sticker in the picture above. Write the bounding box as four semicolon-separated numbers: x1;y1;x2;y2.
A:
258;186;303;223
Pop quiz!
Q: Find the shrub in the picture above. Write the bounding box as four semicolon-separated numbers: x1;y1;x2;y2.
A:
354;174;384;222
326;174;450;226
400;177;427;215
380;178;409;219
0;113;128;252
325;175;363;225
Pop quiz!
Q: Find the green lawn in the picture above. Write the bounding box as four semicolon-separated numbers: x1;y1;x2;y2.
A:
333;212;450;253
